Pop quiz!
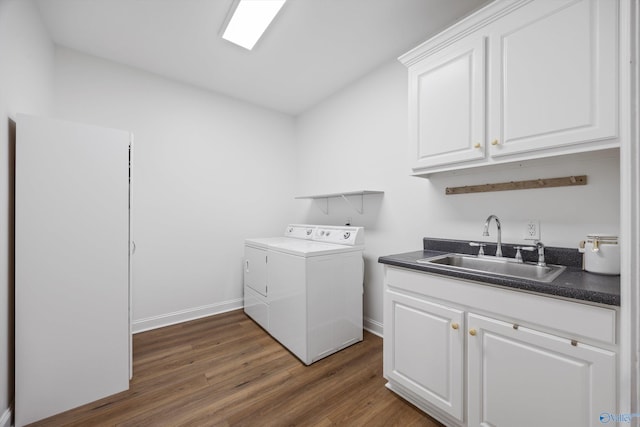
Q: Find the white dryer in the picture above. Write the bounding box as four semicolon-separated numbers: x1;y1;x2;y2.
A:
243;224;364;365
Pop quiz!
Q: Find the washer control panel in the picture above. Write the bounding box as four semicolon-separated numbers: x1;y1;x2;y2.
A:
284;224;364;245
315;226;363;245
284;225;316;239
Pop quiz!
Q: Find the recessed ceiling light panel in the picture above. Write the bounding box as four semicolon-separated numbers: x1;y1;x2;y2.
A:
222;0;286;50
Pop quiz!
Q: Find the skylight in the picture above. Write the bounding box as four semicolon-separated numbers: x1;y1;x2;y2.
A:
222;0;287;51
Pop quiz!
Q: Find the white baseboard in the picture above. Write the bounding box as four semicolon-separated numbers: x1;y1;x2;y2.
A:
364;316;383;337
132;298;243;333
0;405;12;427
133;301;384;339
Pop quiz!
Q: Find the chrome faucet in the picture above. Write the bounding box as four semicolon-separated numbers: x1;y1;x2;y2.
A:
483;214;503;257
535;241;546;267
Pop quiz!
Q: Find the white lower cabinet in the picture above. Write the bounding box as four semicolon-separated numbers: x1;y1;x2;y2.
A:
384;290;464;421
467;313;616;427
383;266;618;427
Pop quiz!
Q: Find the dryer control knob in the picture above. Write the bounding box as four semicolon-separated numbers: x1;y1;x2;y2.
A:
343;231;351;239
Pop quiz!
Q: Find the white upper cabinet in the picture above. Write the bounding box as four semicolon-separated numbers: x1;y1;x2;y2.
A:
408;34;486;169
488;0;618;158
400;0;621;175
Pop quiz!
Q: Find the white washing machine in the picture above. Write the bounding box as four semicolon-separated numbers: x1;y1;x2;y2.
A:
243;224;364;365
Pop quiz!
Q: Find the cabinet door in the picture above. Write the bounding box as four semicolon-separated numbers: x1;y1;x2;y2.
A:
467;313;616;427
244;245;267;296
384;290;464;421
408;34;486;171
488;0;618;158
15;115;131;426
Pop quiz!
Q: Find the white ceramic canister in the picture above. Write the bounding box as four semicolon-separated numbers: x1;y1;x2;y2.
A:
578;235;620;275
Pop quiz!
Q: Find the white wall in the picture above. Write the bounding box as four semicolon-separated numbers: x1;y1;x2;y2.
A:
52;47;297;332
294;60;620;333
0;1;623;423
0;0;54;423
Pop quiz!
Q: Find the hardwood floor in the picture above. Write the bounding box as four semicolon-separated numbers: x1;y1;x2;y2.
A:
31;310;443;426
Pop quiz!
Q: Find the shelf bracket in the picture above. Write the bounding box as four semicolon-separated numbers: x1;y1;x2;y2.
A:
341;194;364;214
314;198;329;214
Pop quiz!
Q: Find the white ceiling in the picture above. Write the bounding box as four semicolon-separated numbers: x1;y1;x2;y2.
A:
36;0;491;115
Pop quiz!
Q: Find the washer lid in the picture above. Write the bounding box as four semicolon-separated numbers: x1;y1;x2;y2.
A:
268;239;363;257
245;237;291;249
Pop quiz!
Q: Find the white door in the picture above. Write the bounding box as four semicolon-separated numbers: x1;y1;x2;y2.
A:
408;33;486;171
244;245;268;296
15;114;131;426
384;290;465;421
487;0;618;157
467;313;616;427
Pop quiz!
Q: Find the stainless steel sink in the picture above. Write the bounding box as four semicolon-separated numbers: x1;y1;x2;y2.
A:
416;253;566;283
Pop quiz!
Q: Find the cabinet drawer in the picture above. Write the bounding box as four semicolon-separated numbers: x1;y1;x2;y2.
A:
385;267;617;345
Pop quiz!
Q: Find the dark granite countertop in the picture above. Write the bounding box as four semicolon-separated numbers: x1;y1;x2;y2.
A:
378;238;620;306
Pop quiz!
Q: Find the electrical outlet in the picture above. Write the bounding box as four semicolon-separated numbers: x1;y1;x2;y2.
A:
524;220;540;240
